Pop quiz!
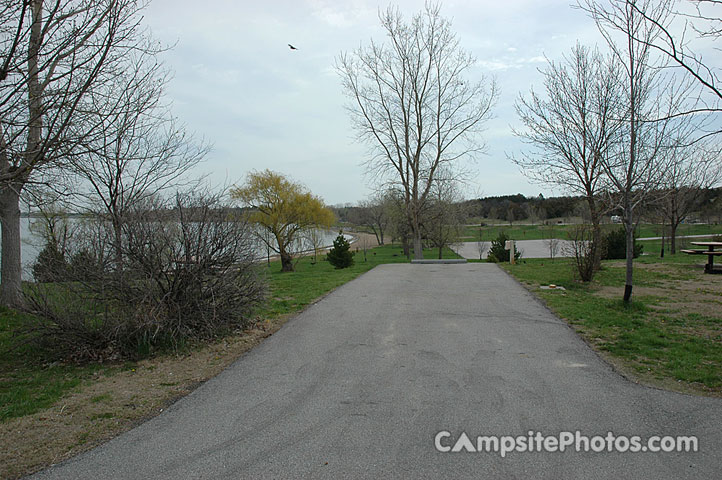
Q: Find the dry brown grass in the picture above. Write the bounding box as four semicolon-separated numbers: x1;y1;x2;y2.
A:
592;263;722;320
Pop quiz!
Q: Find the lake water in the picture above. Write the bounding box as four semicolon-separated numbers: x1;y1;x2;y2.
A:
2;218;348;280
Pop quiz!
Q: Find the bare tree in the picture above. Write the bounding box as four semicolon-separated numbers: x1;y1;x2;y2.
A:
337;3;497;259
580;0;697;301
422;179;464;259
524;202;542;225
476;226;489;260
357;191;392;246
512;43;623;277
0;0;151;306
656;143;722;253
302;226;324;263
71;47;208;270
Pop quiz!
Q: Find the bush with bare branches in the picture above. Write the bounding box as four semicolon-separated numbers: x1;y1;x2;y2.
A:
563;224;603;282
22;190;267;361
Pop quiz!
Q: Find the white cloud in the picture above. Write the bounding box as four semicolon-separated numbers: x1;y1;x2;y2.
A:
305;0;375;28
141;0;604;204
525;56;547;64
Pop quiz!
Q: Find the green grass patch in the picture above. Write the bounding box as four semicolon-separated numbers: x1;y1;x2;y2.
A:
89;412;114;420
460;222;722;242
0;306;116;421
501;256;722;392
90;393;112;403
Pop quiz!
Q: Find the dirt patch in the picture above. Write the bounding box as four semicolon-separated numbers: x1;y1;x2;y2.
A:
0;315;292;479
593;285;669;300
349;231;380;249
592;273;722;319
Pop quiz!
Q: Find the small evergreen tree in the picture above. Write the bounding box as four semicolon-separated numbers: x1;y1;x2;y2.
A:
326;231;354;268
486;231;522;263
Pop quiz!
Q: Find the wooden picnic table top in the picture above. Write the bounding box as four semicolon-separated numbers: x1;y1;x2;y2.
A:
681;249;722;255
690;241;722;247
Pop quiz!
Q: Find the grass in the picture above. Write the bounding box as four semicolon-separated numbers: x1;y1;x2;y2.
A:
461;222;722;242
0;307;124;421
0;242;461;423
500;248;722;393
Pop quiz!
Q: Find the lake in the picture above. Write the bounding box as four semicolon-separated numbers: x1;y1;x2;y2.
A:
1;218;348;281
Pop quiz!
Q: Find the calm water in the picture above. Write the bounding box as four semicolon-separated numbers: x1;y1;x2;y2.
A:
2;218;348;280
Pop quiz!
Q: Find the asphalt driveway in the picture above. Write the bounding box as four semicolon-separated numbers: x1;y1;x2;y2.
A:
33;263;722;479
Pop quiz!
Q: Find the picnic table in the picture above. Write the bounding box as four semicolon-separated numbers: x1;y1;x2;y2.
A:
681;242;722;274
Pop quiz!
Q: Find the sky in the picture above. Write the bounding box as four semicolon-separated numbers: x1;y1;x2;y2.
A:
140;0;613;206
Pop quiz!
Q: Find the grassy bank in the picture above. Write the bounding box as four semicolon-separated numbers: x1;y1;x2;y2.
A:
461;222;722;242
500;249;722;394
0;309;120;421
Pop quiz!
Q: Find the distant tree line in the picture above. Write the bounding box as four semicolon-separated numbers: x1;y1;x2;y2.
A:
337;187;721;228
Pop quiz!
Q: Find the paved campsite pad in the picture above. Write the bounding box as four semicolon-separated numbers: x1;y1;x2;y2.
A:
453;239;575;259
34;264;721;479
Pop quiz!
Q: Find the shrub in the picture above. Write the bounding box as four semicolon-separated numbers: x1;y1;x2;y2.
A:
564;224;601;282
32;241;69;283
68;249;105;282
602;228;643;260
23;190;267;362
326;231;354;268
486;231;522;263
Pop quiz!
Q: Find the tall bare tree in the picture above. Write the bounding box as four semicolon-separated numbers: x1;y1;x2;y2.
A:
0;0;150;306
337;4;497;259
71;47;208;270
581;0;696;301
512;43;623;277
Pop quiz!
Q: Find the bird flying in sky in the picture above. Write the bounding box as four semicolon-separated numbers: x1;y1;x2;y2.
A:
288;44;298;50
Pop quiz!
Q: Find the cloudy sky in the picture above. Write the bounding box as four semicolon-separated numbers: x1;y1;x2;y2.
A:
141;0;608;205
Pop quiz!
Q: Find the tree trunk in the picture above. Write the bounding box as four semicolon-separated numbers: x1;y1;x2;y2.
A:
623;217;634;303
402;236;410;259
587;196;602;273
412;230;423;260
670;223;678;255
371;226;381;246
0;188;24;307
438;245;443;259
0;0;43;307
113;218;123;272
280;251;294;272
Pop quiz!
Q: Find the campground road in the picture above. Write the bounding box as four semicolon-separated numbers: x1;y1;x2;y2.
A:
34;263;721;479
